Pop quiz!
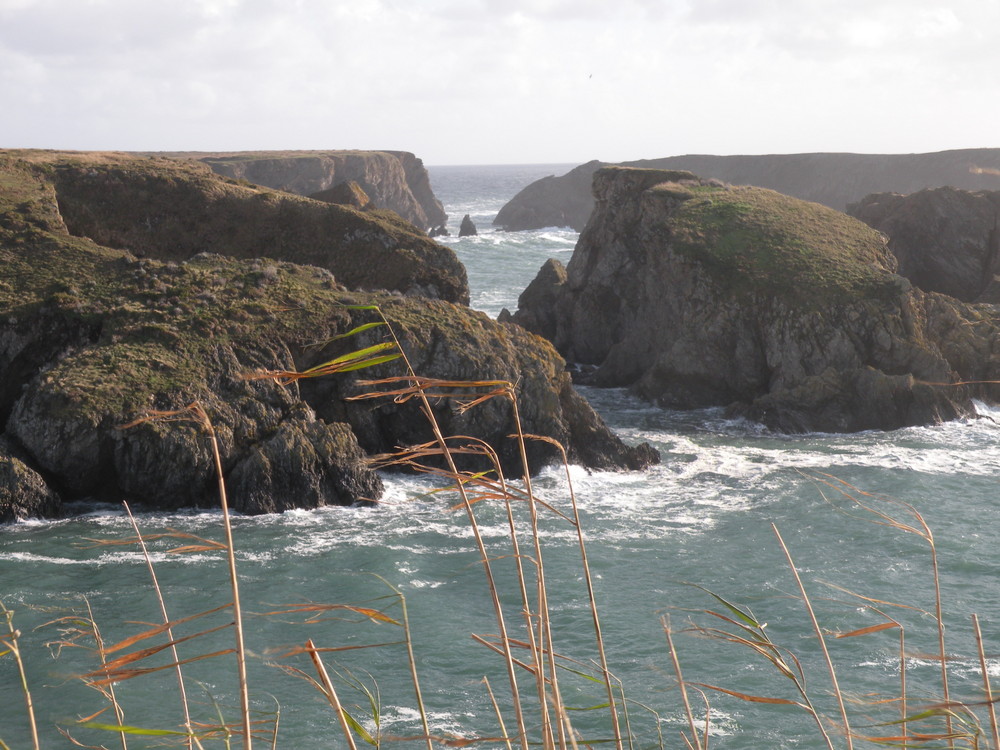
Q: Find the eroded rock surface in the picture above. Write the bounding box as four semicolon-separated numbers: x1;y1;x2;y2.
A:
191;150;447;230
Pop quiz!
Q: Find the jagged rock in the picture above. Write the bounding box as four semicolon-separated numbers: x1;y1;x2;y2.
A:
0;154;656;519
36;152;469;305
495;150;1000;232
428;225;450;238
309;180;373;211
0;438;60;523
193;150;448;230
510;257;567;342
848;187;1000;302
459;214;478;237
513;167;1000;433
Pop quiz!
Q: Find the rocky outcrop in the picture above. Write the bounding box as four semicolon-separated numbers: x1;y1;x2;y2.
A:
188;150;447;230
848;187;1000;302
495;150;1000;231
310;180;372;211
512;167;1000;433
0;151;656;521
459;214;478;237
1;438;60;523
39;151;468;304
495;160;608;231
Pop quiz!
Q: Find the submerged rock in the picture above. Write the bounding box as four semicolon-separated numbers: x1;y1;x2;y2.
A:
513;166;1000;433
0;151;655;520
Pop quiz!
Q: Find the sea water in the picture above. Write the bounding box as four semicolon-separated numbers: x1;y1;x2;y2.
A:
3;165;1000;749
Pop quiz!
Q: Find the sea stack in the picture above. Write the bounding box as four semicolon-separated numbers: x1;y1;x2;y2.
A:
511;166;1000;433
459;214;478;236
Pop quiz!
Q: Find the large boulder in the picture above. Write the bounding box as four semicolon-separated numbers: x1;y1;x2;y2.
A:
848;187;1000;302
495;150;1000;232
512;167;1000;433
0;152;656;519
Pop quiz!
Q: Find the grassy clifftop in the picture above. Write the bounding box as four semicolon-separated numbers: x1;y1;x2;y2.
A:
656;180;903;306
0;150;468;303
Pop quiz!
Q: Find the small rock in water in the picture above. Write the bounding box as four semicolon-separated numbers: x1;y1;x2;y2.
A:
459;214;478;237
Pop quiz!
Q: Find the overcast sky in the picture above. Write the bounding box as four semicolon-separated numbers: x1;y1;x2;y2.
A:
2;0;998;165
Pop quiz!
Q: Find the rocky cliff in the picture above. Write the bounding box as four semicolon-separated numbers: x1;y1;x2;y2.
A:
848;187;1000;302
43;151;468;304
494;150;1000;231
512;167;1000;433
0;151;656;522
183;150;447;230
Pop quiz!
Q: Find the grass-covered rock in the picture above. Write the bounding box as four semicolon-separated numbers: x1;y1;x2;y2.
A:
1;150;469;304
0;152;656;520
513;167;1000;432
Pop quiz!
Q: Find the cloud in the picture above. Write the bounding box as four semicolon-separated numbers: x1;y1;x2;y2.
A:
0;0;997;161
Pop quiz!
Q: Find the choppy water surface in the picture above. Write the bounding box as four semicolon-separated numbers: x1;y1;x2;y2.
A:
3;165;1000;749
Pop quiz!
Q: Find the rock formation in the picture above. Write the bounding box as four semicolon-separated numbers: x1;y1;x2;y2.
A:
309;180;373;211
459;214;478;237
44;152;469;304
185;150;447;230
512;167;1000;433
0;151;656;521
848;187;1000;302
494;150;1000;231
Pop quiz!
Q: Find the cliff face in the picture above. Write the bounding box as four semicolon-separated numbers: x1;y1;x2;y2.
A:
513;167;1000;433
495;149;1000;231
191;150;447;230
848;187;1000;302
0;151;655;521
41;151;468;304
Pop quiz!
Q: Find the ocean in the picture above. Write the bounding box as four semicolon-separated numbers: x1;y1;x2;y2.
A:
3;164;1000;749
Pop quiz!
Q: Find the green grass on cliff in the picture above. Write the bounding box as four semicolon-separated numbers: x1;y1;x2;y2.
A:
663;183;905;306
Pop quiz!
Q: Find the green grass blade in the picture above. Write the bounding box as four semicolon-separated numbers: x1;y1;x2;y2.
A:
82;722;191;736
335;353;402;373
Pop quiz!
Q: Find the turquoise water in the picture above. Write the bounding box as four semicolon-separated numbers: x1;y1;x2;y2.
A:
3;165;1000;749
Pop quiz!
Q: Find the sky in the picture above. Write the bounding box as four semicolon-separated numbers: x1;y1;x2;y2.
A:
1;0;998;166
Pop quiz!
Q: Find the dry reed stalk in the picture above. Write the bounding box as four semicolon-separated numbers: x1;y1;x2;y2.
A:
972;614;1000;750
373;576;433;750
482;676;514;750
120;402;252;749
772;524;853;750
83;598;128;750
809;473;953;746
124;501;195;749
1;600;40;750
504;399;561;750
377;319;533;750
528;433;623;749
663;615;703;750
305;639;359;750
